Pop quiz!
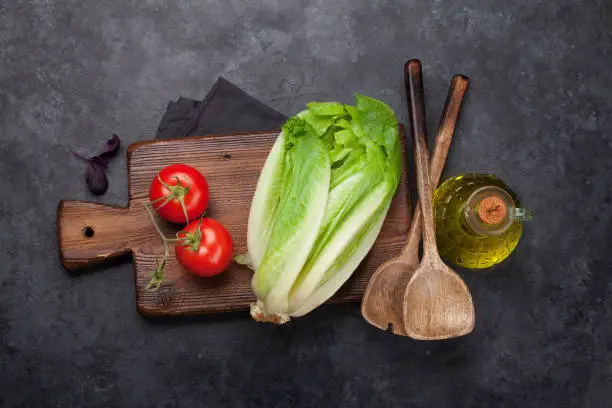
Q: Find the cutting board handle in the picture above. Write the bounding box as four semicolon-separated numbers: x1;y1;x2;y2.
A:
57;200;137;271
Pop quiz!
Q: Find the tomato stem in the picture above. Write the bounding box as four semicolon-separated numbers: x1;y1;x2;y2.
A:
153;174;191;224
176;217;204;252
142;170;196;290
143;202;187;291
143;190;205;290
146;256;166;291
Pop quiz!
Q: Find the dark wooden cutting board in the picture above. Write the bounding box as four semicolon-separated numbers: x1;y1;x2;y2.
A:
57;129;411;317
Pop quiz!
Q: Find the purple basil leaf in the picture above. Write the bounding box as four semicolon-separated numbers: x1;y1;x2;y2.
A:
86;162;109;195
98;134;121;160
88;155;108;168
71;133;119;195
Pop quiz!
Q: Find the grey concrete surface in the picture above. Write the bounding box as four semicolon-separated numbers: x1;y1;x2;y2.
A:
1;1;611;407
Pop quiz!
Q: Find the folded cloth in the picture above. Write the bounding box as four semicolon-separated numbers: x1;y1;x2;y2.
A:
155;77;287;140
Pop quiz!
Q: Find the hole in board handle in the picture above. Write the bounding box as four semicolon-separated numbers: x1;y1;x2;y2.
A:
82;226;95;238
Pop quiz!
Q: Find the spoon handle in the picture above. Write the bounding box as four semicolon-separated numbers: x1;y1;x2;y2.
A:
405;59;438;262
400;75;469;261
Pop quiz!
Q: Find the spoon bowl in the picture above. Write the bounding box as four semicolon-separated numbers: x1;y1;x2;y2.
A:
403;261;475;339
361;254;419;334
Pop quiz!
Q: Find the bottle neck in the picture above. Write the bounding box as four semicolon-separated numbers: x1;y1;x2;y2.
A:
462;186;515;236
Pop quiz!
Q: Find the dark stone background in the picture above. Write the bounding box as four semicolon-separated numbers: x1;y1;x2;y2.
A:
1;1;611;407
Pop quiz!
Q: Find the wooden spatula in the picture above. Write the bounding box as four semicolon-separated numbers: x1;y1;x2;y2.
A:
403;59;475;340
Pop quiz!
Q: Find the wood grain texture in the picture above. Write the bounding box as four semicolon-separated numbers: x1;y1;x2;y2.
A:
58;130;411;317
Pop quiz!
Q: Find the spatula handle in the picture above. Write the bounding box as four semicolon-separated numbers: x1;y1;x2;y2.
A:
57;200;136;271
405;60;438;261
400;74;469;261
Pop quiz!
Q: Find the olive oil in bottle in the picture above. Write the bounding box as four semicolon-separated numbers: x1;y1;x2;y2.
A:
433;174;531;269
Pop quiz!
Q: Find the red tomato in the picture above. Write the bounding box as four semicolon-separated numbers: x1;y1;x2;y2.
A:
149;164;209;224
175;218;233;277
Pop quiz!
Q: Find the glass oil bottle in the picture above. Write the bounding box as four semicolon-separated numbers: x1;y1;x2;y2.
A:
432;174;531;269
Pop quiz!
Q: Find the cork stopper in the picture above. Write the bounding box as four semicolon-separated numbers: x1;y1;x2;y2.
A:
477;196;507;225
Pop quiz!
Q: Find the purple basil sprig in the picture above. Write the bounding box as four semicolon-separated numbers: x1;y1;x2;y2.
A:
98;134;121;162
73;134;121;195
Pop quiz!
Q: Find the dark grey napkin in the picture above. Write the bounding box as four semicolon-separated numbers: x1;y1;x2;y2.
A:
155;77;287;139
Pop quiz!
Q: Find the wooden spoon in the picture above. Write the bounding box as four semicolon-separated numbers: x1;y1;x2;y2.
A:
403;59;475;340
361;74;469;335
